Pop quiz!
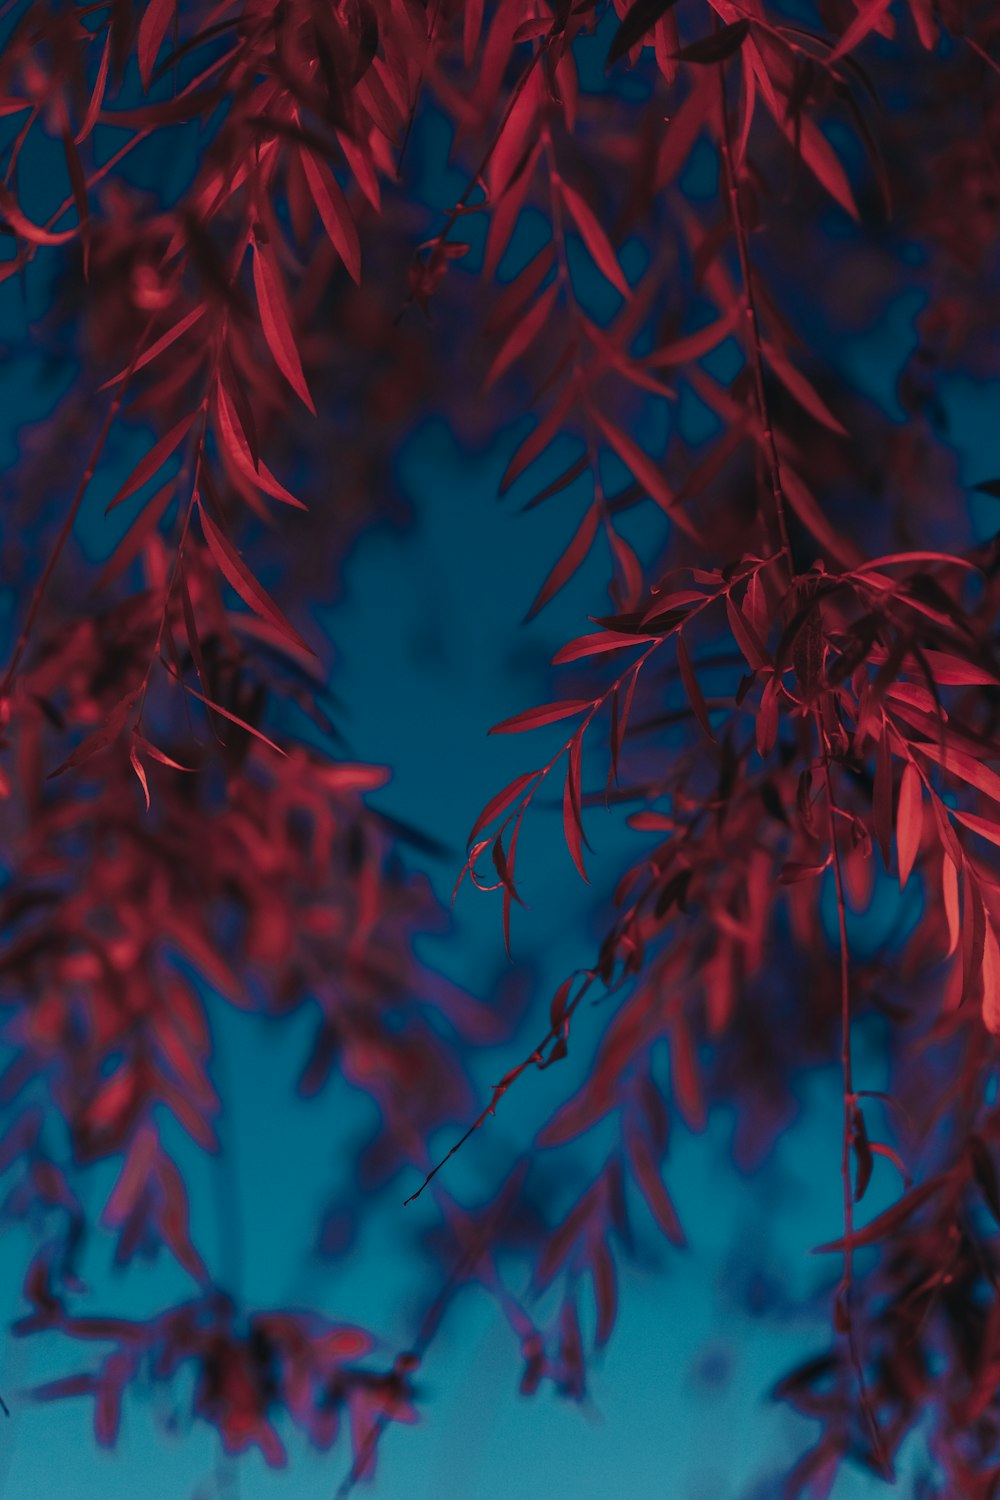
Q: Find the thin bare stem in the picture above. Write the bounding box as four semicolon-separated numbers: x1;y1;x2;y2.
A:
715;60;793;569
336;1176;530;1498
818;721;891;1479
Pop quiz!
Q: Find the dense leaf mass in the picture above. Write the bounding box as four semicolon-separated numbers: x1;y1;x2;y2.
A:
0;0;999;1493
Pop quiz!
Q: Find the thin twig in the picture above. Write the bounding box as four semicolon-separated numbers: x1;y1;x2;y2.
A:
335;1174;527;1498
715;57;792;568
818;720;891;1479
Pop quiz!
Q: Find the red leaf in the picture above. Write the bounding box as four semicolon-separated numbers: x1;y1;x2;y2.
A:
828;0;893;63
487;281;559;389
499;383;578;495
251;237;315;413
487;246;558;341
629;1132;686;1245
762;341;846;435
49;693;137;776
94;479;175;590
607;0;682;66
673;19;749;64
953;808;1000;850
463;0;484;65
156;1153;208;1282
812;1177;943;1253
677;633;713;740
780;463;863;569
896;761;922;889
495;817;527;956
911;737;1000;807
852;1105;873;1202
942;853;961;958
914;650;1000;687
138;0;176;91
104;412;195;515
33;1375;98;1403
129;744;150;810
0;186;77;245
558;180;630;297
100;305;207;390
611;661;641;784
469;769;541;843
592;409;695;533
220;347;260;469
640;589;712;624
489;699;593;735
62;129;90;275
83;1063;134;1136
726;593;769;671
492;835;523;905
299;147;362;285
562;731;588;882
962;866;987;1010
133;734;195;772
549;974;576;1032
95;1365;126;1446
983;919;1000;1035
609;529;643;607
645;307;740;368
527;501;599;618
183;685;286;757
670;1014;705;1130
178;559;210;695
198;502;314;656
855;550;977;573
778;858;831;884
628;811;675;831
214;381;305;509
873;725;893;867
591;1241;617;1348
553;629;653;664
77;27;112;142
787;115;858;220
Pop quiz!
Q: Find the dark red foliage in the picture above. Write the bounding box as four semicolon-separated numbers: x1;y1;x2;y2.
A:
1;0;1000;1494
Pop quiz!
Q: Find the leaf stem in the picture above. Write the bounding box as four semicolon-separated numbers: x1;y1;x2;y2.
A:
715;57;792;569
818;717;891;1479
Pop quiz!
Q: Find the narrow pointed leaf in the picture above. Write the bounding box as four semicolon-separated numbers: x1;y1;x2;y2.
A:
252;238;315;413
198;502;314;656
